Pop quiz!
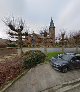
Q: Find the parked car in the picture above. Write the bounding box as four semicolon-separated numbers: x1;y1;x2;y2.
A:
50;53;80;73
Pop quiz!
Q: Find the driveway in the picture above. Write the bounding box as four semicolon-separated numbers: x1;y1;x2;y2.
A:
5;63;80;92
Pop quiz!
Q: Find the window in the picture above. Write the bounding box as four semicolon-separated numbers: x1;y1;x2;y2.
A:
71;57;76;61
76;56;80;60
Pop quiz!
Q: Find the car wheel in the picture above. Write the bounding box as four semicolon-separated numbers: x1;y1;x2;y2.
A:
62;66;68;73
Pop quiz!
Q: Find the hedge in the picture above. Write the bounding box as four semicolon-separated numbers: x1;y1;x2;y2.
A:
23;50;46;69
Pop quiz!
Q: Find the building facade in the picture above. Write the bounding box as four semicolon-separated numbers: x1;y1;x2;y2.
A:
24;18;55;47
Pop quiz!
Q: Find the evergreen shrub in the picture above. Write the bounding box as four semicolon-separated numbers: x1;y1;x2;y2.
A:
23;50;46;69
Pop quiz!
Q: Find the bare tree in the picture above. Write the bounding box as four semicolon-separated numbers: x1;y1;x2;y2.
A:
2;17;28;55
68;31;80;53
73;31;80;53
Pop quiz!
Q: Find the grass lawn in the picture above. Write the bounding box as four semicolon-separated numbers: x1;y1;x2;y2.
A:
47;52;63;60
45;52;63;63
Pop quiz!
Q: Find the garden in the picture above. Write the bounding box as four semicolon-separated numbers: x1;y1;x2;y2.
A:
0;50;46;90
0;49;63;91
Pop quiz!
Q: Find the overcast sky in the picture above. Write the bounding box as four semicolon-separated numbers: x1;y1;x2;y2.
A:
0;0;80;39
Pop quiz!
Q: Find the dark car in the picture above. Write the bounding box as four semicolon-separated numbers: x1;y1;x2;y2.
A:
50;53;80;73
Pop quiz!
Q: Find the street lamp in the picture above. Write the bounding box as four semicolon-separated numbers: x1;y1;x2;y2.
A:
32;31;35;48
44;30;47;55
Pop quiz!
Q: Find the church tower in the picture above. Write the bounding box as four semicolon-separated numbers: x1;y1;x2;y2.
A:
49;17;55;45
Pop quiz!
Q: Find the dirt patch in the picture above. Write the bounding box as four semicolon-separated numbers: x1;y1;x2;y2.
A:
0;48;17;57
0;54;18;62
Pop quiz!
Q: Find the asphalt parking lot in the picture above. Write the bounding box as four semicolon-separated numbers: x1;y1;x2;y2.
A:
5;63;80;92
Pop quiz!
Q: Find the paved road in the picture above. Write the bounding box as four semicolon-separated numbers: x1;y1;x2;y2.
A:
17;48;80;53
5;63;80;92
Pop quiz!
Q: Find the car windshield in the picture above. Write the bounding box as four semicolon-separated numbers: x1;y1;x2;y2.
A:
61;54;72;61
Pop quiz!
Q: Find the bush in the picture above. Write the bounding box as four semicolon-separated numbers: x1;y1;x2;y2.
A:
8;44;17;47
23;50;46;69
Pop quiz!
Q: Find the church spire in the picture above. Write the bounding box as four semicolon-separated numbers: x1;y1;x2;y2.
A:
50;17;54;27
51;17;53;22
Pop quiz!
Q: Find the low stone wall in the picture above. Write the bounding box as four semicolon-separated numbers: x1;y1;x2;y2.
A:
0;48;17;56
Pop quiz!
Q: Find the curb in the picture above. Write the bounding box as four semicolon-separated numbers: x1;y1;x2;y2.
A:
56;82;80;92
40;78;80;92
0;69;29;92
55;78;80;92
55;77;80;90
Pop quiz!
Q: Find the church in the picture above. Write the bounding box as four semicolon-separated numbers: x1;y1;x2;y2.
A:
24;18;55;47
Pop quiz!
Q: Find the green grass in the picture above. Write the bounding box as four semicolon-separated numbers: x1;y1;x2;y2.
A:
47;52;63;60
44;52;63;63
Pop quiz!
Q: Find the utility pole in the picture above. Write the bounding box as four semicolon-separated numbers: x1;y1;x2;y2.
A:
61;32;65;53
44;31;47;55
32;31;35;48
